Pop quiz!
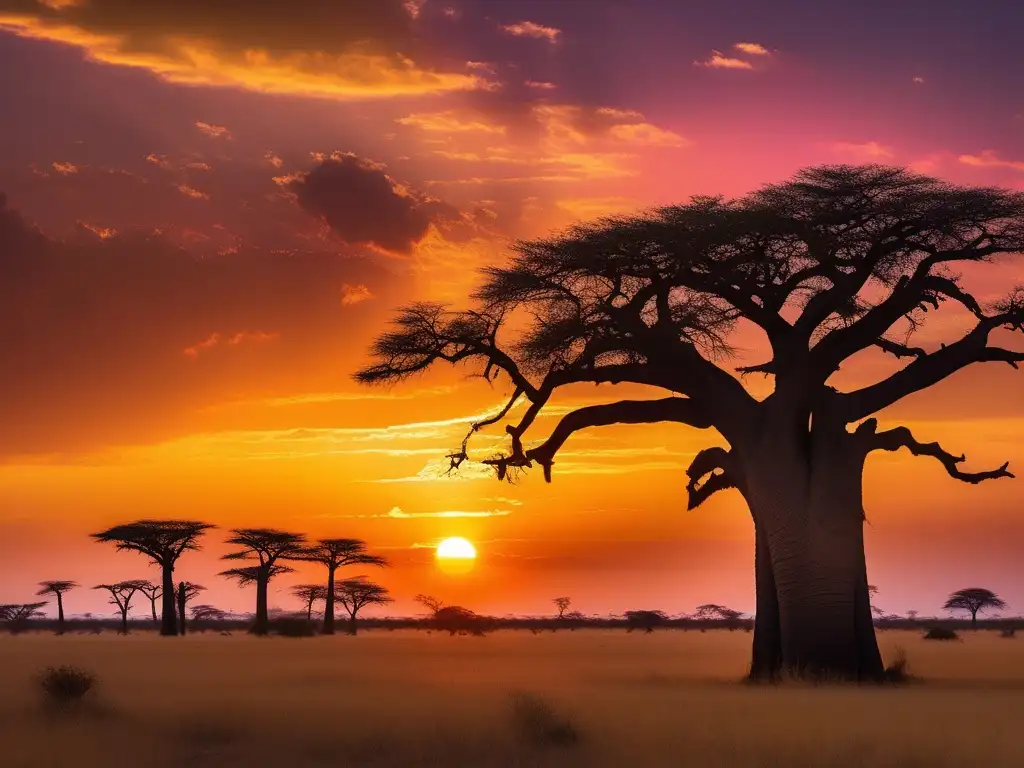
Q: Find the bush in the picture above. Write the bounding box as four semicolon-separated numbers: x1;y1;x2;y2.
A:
1000;627;1017;638
508;692;579;748
270;618;316;637
37;666;96;711
923;626;960;641
883;647;914;684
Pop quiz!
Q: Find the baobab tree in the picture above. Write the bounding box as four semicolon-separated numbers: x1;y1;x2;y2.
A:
174;581;205;635
358;165;1024;680
943;588;1007;628
335;578;393;635
552;596;572;619
36;581;77;634
94;580;148;635
91;520;214;636
291;584;328;621
220;530;303;636
291;539;388;634
138;581;161;623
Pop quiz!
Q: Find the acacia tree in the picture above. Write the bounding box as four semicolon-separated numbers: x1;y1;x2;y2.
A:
358;165;1024;681
94;580;148;635
291;539;388;634
36;581;77;634
174;581;206;635
91;520;214;636
335;578;393;635
291;584;327;621
943;588;1007;628
221;530;304;636
138;581;161;623
0;602;47;633
553;596;572;619
415;594;444;617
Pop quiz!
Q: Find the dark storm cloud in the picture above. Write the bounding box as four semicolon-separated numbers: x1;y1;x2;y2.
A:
288;155;461;254
0;193;406;456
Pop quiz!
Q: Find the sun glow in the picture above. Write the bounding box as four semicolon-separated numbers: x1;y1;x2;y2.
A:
436;536;476;559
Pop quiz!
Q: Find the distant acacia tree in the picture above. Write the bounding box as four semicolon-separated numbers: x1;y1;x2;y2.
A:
137;581;161;623
94;580;148;635
906;610;919;622
358;165;1024;681
291;539;388;634
36;581;77;634
694;604;744;628
91;520;214;636
0;602;48;633
943;588;1007;628
335;578;393;635
434;605;482;636
625;610;668;634
415;594;445;617
190;604;229;623
174;581;206;635
291;584;328;621
220;528;300;637
552;596;572;619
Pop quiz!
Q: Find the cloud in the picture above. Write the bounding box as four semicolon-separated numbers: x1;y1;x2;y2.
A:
695;50;754;70
177;184;209;200
830;141;894;160
51;161;78;175
340;283;375;306
0;0;488;99
734;42;770;55
287;153;459;253
183;331;279;359
596;107;645;120
608;123;689;147
195;121;232;139
958;151;1024;172
525;80;556;90
396;110;507;134
353;506;512;519
264;151;284;169
913;76;925;84
502;20;560;42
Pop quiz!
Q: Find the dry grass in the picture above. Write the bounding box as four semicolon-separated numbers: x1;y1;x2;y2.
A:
1;630;1023;766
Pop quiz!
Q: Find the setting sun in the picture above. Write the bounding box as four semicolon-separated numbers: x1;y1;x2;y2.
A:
436;537;477;560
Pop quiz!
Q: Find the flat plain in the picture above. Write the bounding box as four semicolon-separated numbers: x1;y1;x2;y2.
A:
1;629;1022;767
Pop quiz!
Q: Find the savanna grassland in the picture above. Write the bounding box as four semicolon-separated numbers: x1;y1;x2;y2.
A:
2;630;1022;767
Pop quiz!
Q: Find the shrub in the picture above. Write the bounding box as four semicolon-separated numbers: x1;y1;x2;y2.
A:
923;626;960;641
37;666;96;711
508;692;579;748
883;647;914;684
270;618;316;637
1000;627;1017;638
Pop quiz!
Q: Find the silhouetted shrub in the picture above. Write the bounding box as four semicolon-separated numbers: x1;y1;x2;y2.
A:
1000;627;1017;638
883;647;914;684
270;617;316;637
923;627;960;641
37;665;96;711
509;692;579;747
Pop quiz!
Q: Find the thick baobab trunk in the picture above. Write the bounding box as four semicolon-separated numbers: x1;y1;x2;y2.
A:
741;427;884;682
323;568;337;635
252;573;269;636
56;593;65;635
160;564;177;636
748;525;782;680
177;581;187;636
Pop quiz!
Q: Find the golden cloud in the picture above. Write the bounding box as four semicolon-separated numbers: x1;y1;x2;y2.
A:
177;184;209;200
51;161;78;175
695;50;754;70
734;42;770;55
183;331;279;359
340;283;375;306
831;141;894;160
396;110;507;134
0;7;488;99
958;151;1024;172
195;121;232;139
502;20;560;42
608;123;689;148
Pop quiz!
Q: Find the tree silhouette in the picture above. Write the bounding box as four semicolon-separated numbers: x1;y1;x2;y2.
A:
694;604;744;628
137;581;161;623
91;520;214;636
190;604;229;623
434;605;481;635
335;577;393;635
291;539;388;634
36;581;77;634
94;580;148;634
220;529;300;636
174;581;205;635
943;588;1007;628
0;602;48;633
358;165;1024;680
625;610;667;634
291;584;328;621
906;609;919;622
552;596;572;619
415;594;445;617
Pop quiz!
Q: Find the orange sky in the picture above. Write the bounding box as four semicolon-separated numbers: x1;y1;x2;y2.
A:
0;0;1022;620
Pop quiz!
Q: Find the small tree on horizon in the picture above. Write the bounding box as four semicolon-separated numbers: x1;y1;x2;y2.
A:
415;594;445;617
291;584;328;621
552;596;572;619
91;520;214;636
943;588;1007;628
36;581;77;634
335;578;393;635
174;581;205;635
94;580;148;635
290;539;387;634
220;554;297;635
625;610;668;634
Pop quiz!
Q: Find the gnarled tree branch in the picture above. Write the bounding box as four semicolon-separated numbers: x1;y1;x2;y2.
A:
864;421;1013;484
685;446;744;510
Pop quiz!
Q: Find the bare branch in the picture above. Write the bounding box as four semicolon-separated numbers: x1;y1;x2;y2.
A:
685;447;743;510
865;422;1013;484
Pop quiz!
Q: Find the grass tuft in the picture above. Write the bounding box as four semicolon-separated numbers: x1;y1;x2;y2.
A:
37;665;96;712
508;691;580;748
